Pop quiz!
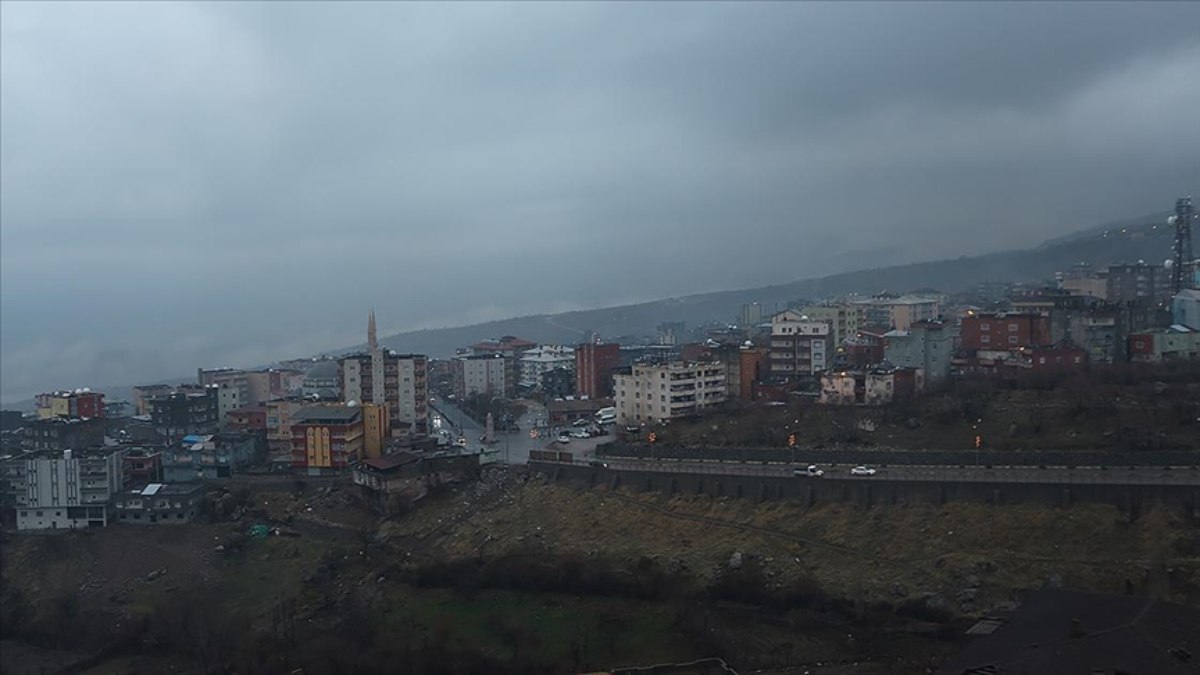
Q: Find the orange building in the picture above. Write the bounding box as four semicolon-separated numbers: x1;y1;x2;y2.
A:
290;405;364;475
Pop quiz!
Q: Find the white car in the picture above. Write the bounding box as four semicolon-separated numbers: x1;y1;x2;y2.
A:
570;430;590;439
793;465;824;477
555;434;571;444
850;466;877;476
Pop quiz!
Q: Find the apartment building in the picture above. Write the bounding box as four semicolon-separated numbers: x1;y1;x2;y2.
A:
114;483;204;525
3;447;124;530
614;361;726;425
22;416;106;452
799;304;859;345
453;354;509;400
290;405;365;475
518;345;575;390
162;432;259;482
341;351;428;434
265;397;309;455
884;320;955;382
575;343;621;399
768;310;832;380
960;312;1053;354
851;295;940;331
1129;326;1200;363
35;389;105;420
302;360;342;400
148;386;219;441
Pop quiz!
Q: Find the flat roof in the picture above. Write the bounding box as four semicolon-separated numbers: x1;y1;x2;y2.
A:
293;405;362;422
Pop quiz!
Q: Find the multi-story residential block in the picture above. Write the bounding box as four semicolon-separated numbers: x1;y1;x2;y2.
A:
614;361;725;425
302;360;342;400
851;295;940;331
453;354;509;400
149;386;219;442
540;367;576;400
290;405;365;475
360;402;391;458
819;371;858;405
35;389;105;420
800;304;860;345
738;303;764;328
768;310;832;380
132;384;173;416
842;330;887;369
265;397;309;455
575;343;621;399
1106;263;1167;305
340;313;428;434
4;447;124;530
162;433;259;482
518;345;575;390
1129;326;1200;362
22;416;106;452
884;320;955;382
960;312;1052;354
114;483;204;524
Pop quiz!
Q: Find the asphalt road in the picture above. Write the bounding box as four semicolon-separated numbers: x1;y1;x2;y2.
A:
430;398;613;464
589;458;1200;486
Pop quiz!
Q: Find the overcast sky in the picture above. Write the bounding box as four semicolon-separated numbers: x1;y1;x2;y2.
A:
2;1;1198;403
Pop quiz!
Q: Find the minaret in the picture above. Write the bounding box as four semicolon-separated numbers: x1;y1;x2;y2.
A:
368;309;378;351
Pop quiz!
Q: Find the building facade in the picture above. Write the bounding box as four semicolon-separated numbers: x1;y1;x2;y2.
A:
5;448;124;530
800;304;860;345
614;361;726;425
290;405;365;475
265;397;309;455
960;312;1053;354
341;350;428;434
114;483;204;525
518;345;575;390
884;321;955;382
575;343;621;399
22;417;106;452
453;354;509;400
1173;289;1200;329
852;295;940;331
149;386;219;441
768;310;832;380
35;389;105;420
540;367;576;400
1129;327;1200;362
162;433;259;482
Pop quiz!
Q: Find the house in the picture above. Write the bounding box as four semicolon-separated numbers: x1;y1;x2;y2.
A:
114;483;205;525
884;321;955;382
162;432;260;482
1129;326;1200;362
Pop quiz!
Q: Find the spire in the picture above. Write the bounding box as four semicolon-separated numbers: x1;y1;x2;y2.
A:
368;308;378;350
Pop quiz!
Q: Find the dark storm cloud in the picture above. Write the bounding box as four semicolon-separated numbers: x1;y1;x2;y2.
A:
2;1;1198;401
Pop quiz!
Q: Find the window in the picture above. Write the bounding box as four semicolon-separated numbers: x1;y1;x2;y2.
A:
981;335;990;344
980;323;990;331
1008;336;1018;344
1009;323;1019;332
36;511;42;517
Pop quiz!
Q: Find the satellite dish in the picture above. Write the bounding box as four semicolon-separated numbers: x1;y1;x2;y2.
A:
1168;215;1178;226
346;400;359;407
1165;259;1175;269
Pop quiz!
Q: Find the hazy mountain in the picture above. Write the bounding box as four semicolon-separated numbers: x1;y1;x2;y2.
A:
1;211;1179;411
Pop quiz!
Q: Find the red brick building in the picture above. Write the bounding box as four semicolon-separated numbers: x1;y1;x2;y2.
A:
960;313;1052;354
35;389;105;419
575;343;621;399
122;449;164;486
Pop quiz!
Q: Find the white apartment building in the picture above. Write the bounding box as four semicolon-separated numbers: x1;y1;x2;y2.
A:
341;350;429;434
454;354;509;400
768;310;832;379
850;295;940;331
518;345;575;389
614;361;726;426
4;448;124;530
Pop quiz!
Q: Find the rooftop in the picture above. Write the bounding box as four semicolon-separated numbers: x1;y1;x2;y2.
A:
293;405;363;423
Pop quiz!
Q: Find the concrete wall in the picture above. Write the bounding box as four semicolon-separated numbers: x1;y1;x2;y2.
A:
530;462;1200;518
596;443;1200;468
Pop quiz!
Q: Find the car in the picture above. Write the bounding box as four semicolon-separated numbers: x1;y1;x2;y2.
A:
555;434;571;444
570;430;589;439
455;437;468;447
572;418;591;427
850;466;877;476
793;465;824;477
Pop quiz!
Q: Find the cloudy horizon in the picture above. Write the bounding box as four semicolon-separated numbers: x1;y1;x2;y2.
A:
3;1;1199;403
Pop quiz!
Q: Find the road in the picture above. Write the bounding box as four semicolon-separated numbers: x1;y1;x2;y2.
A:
584;458;1200;486
430;397;613;464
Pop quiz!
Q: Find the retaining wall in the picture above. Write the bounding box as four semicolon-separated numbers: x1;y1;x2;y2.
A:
530;461;1200;518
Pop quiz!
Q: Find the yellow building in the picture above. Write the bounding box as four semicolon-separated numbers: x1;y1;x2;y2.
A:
360;402;391;458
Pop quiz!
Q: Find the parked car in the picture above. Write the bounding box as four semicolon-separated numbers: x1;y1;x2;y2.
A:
556;434;571;444
572;418;591;427
793;465;824;477
850;466;877;476
570;430;589;439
